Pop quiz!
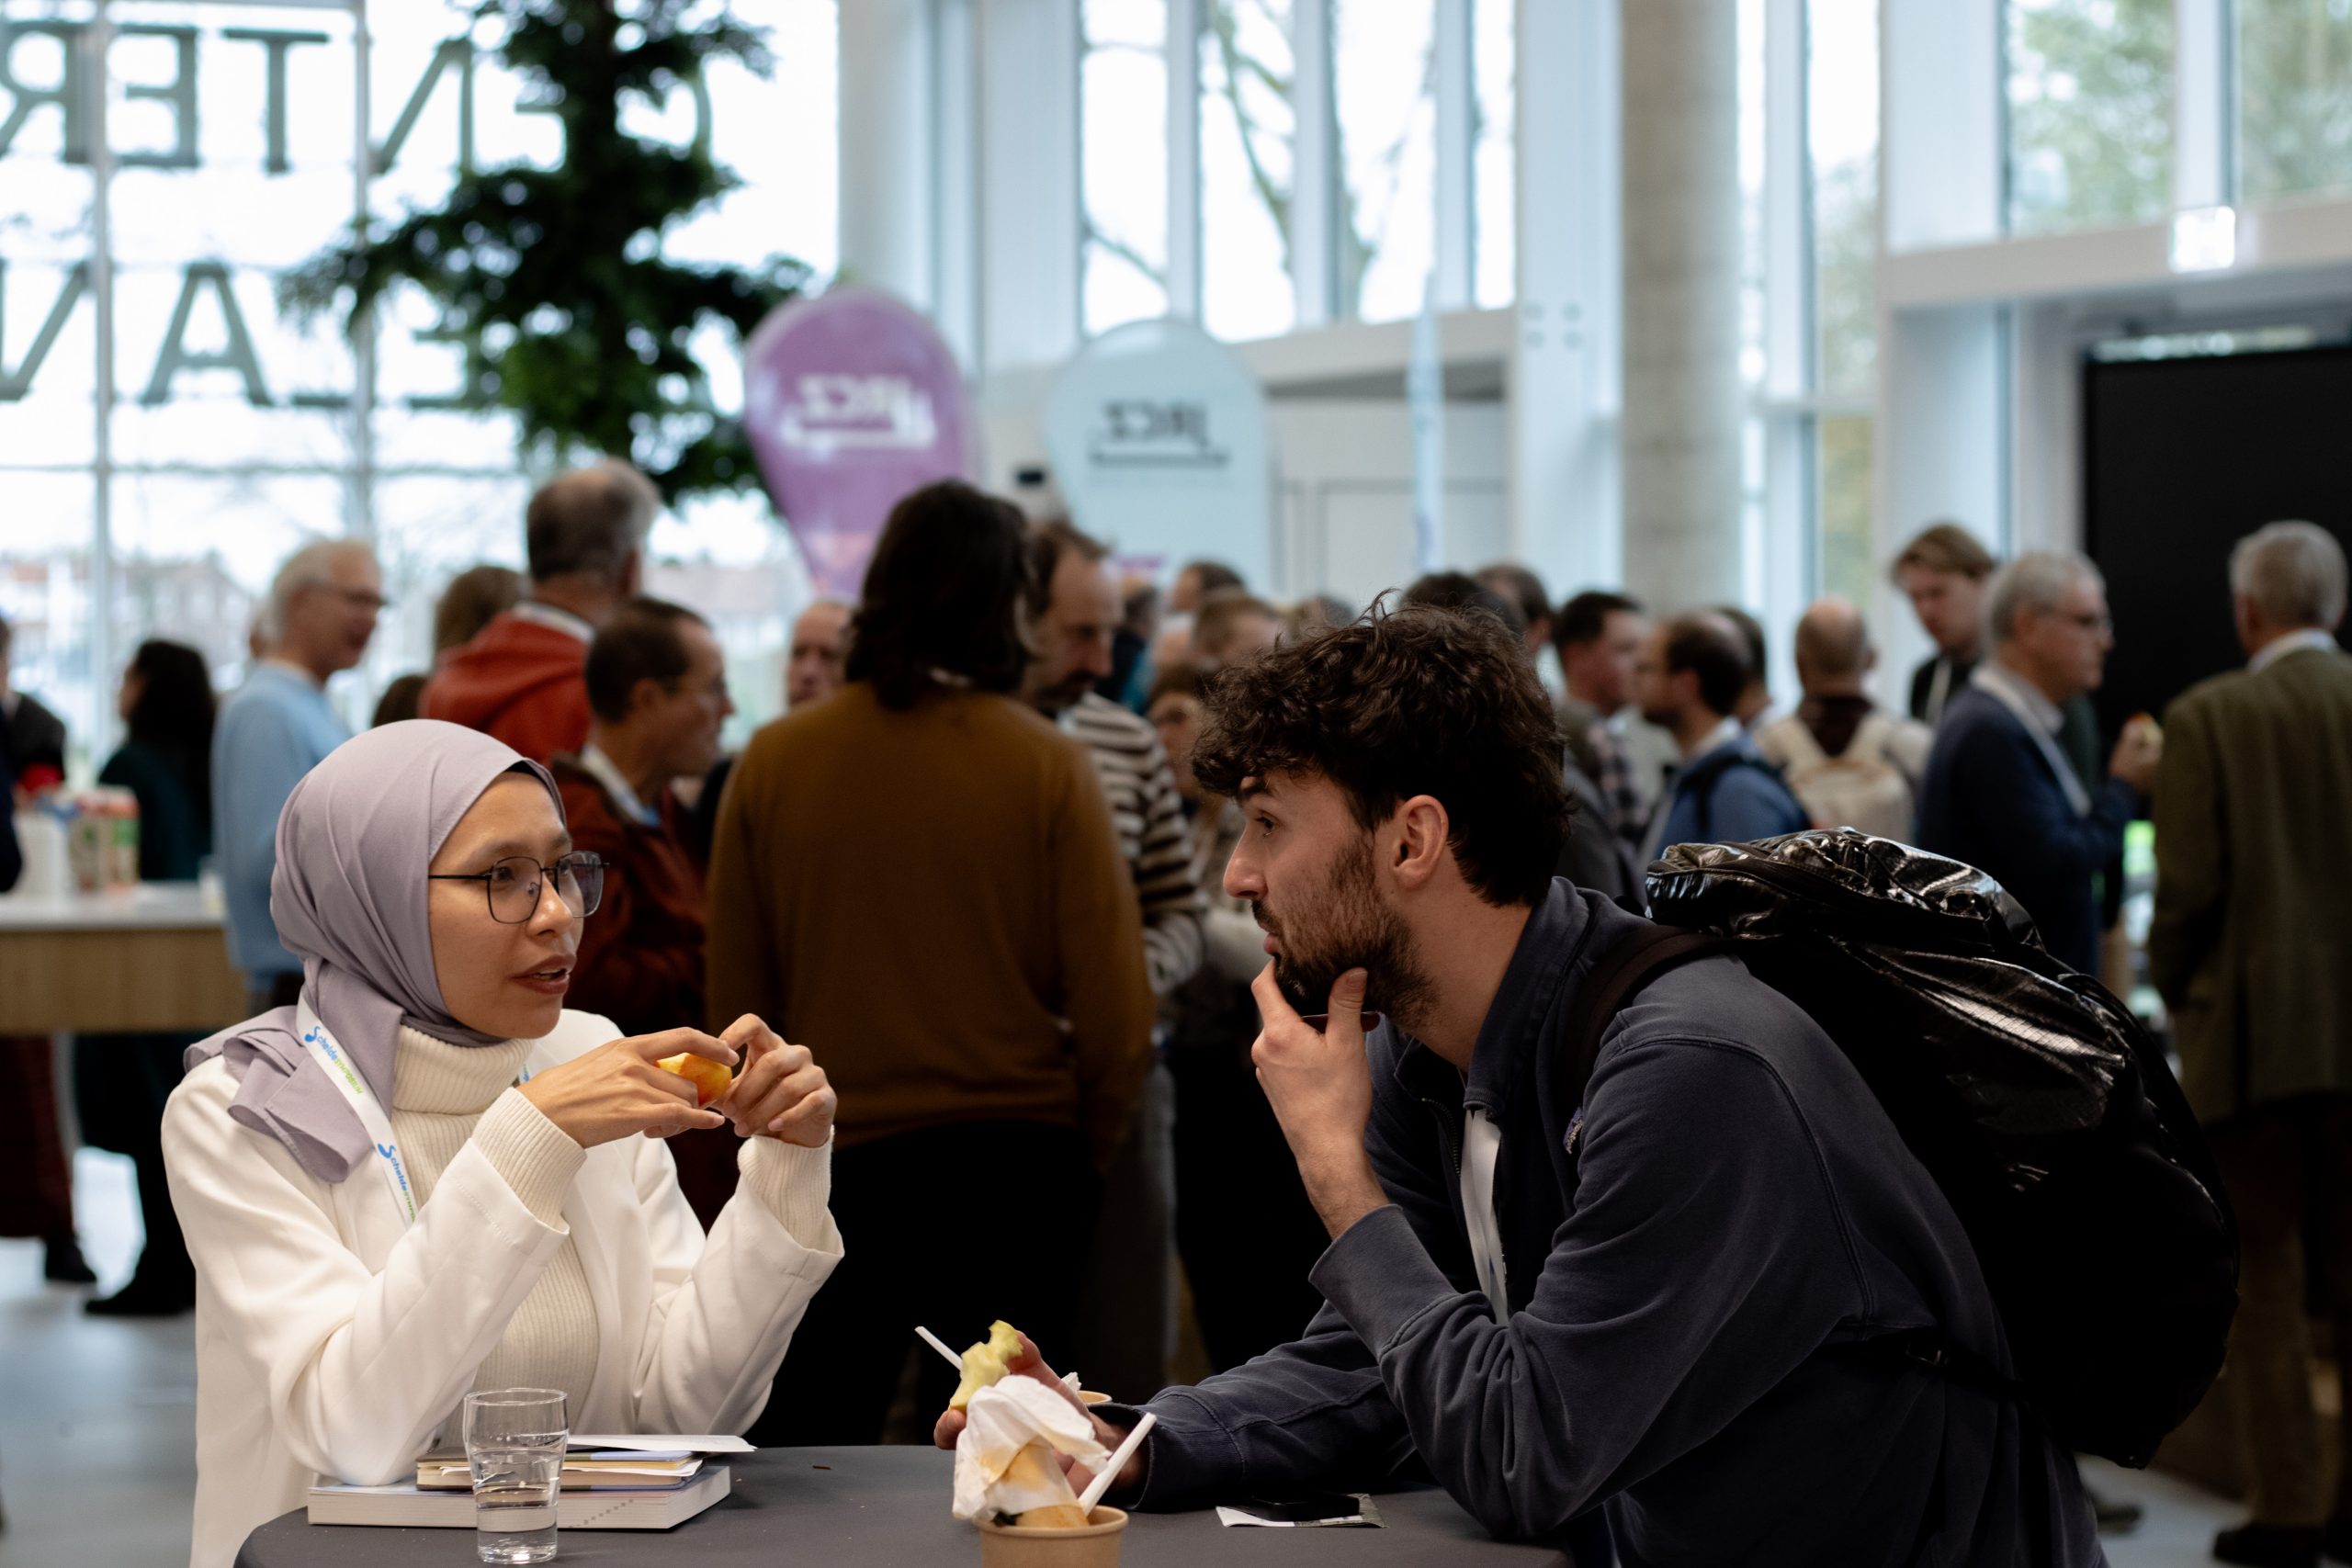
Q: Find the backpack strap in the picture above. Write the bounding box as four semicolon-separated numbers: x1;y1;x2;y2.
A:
1758;715;1827;773
1842;710;1895;764
1682;749;1790;844
1555;925;1736;1127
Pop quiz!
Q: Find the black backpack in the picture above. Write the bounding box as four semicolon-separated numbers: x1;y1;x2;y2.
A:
1556;828;2238;1468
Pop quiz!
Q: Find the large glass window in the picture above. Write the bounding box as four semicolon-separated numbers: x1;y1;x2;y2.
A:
1331;0;1433;323
0;0;837;769
1471;0;1513;310
1199;0;1295;341
1810;0;1878;608
1082;0;1170;334
2006;0;2175;234
2239;0;2352;204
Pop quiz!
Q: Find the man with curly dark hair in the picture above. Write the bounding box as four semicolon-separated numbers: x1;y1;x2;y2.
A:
935;602;2098;1566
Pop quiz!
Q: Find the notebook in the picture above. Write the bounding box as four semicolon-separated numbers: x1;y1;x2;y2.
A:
307;1464;729;1530
413;1452;705;1490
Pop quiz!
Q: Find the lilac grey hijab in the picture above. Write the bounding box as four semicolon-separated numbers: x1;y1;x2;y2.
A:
186;720;565;1181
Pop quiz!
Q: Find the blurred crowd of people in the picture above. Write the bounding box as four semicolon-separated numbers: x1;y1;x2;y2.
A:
5;463;2349;1562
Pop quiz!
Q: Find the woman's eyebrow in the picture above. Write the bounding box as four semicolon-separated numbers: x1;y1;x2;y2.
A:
460;835;571;862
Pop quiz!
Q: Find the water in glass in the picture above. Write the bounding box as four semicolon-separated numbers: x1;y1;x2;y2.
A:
470;1443;561;1563
463;1389;567;1565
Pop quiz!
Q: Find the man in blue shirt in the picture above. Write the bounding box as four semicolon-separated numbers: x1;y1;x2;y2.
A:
212;540;383;1010
935;604;2099;1565
1637;610;1810;852
1916;551;2159;976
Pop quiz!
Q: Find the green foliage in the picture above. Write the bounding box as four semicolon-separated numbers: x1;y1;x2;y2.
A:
2240;0;2352;202
2007;0;2175;234
1813;155;1877;401
282;0;809;500
1203;0;1297;269
1816;414;1876;608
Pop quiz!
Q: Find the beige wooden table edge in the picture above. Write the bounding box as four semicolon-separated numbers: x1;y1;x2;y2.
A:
0;924;249;1033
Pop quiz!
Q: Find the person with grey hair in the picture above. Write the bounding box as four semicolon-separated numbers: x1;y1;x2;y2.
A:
212;537;385;1009
2149;521;2352;1568
423;459;658;761
1915;549;2160;976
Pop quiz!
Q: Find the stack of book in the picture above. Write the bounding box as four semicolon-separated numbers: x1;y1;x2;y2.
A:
307;1436;747;1530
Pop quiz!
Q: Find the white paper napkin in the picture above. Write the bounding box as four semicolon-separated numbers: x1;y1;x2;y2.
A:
951;1379;1109;1521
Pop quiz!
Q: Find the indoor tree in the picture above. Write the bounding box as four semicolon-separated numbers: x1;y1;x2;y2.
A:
283;0;809;500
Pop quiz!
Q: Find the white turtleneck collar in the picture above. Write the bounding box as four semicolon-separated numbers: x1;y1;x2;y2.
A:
392;1026;536;1115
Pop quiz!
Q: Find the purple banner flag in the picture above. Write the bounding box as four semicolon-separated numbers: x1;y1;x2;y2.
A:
742;288;974;598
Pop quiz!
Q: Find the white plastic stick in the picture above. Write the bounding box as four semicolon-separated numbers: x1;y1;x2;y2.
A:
1076;1412;1156;1514
914;1325;965;1371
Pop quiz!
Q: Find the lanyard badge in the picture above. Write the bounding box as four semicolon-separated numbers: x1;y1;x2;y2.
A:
297;1001;418;1227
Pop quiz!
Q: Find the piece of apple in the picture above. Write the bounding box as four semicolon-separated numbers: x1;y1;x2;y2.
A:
656;1052;733;1108
950;1319;1024;1410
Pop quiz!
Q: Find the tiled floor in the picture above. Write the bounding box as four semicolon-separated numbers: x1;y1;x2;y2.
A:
0;1152;2251;1568
1;1153;198;1568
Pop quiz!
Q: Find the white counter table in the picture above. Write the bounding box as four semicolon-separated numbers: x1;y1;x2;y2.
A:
0;884;250;1033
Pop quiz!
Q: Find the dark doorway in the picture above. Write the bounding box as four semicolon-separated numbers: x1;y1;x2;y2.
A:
2082;342;2352;740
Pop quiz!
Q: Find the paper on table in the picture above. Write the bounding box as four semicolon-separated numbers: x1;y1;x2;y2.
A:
428;1460;703;1483
1214;1495;1385;1529
568;1434;753;1454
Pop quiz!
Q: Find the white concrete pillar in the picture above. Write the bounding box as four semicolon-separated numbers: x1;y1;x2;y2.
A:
1619;0;1742;614
837;0;937;310
1508;0;1620;594
976;0;1081;370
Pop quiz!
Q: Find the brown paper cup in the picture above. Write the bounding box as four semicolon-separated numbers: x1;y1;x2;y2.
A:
1077;1391;1112;1406
975;1506;1127;1568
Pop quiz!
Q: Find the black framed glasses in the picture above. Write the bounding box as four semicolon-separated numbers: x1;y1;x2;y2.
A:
427;852;605;924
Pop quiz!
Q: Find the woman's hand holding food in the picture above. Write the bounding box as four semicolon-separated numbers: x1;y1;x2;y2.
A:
518;1028;737;1148
713;1013;837;1147
932;1332;1147;1496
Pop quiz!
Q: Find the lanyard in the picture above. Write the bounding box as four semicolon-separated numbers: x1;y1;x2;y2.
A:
1971;666;2093;818
298;1000;419;1228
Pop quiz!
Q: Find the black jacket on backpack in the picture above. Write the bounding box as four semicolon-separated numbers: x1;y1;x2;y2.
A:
1114;880;2100;1566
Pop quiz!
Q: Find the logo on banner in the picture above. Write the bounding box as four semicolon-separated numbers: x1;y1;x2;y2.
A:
742;288;975;599
1045;318;1272;589
1087;400;1229;470
779;374;940;455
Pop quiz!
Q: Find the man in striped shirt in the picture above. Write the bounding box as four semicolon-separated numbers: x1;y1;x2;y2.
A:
1026;523;1209;993
1027;519;1209;1403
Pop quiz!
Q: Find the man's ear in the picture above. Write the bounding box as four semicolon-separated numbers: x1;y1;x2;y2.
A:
1389;795;1451;892
629;675;666;720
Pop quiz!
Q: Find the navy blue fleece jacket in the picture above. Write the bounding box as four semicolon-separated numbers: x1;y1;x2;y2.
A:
1120;882;2101;1567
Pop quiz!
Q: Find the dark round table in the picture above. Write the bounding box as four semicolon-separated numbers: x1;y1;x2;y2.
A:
238;1447;1574;1567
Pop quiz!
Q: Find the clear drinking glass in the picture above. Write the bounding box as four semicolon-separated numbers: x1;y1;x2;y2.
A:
461;1389;568;1565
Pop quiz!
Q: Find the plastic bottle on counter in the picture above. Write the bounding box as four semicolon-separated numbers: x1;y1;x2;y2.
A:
65;796;107;894
101;786;141;888
7;807;72;898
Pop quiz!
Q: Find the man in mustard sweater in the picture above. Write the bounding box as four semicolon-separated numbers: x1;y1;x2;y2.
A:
707;481;1154;1448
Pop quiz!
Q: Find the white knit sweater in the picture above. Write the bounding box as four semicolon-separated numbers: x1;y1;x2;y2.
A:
389;1027;835;1430
166;1008;843;1568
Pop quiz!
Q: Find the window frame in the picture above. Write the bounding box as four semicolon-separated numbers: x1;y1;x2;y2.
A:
1080;0;1506;340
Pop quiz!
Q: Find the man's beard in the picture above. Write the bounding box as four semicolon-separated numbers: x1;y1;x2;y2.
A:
1253;835;1432;1030
1030;671;1094;716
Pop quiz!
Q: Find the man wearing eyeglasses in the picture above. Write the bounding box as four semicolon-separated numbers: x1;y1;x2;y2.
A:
548;597;737;1224
1916;550;2163;976
214;539;387;1011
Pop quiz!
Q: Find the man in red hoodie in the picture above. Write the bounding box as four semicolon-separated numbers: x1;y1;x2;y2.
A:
423;459;659;761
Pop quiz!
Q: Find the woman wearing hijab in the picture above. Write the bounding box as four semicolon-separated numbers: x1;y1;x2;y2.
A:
162;721;842;1568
